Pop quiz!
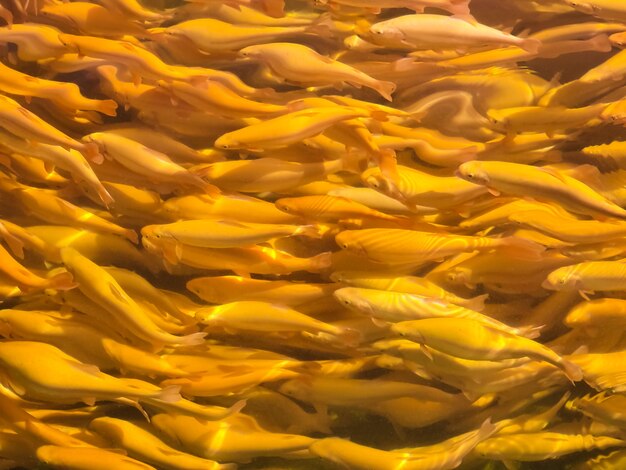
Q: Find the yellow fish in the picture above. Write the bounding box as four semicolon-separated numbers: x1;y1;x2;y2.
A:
0;23;68;61
474;431;626;462
82;132;218;194
40;2;149;38
391;317;583;382
162;193;298;224
11;186;137;244
157;79;287;118
331;270;487;310
60;247;205;347
544;261;626;295
89;417;233;470
186;275;336;305
0;341;181;405
310;419;496;470
195;300;359;342
0;60;117;116
457;160;626;219
0;243;73;291
141;219;319;249
151;413;316;462
144;237;331;276
192;156;360;192
335;228;543;264
370;14;541;52
150;17;330;53
565;298;626;328
240;42;395;101
334;287;535;337
0;94;100;161
362;165;487;210
275;195;407;224
37;445;156;470
214;107;374;151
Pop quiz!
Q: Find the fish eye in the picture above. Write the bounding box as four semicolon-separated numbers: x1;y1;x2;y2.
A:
559;278;566;285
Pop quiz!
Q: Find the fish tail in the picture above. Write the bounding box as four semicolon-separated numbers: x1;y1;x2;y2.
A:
125;229;139;245
48;270;77;291
561;358;584;383
377;148;399;183
449;0;472;17
96;184;115;209
180;331;207;346
297;224;324;239
589;33;613;53
83;142;104;164
96;99;119;117
520;38;542;54
307;252;332;272
373;80;396;102
501;236;545;260
462;293;489;312
308;12;334;36
156;385;182;403
341;151;368;174
260;0;285;17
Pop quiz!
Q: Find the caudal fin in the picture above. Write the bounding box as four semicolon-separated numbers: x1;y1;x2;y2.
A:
180;331;207;346
96;99;118;117
156;385;182;403
561;359;584;383
521;38;542;54
48;270;77;291
462;293;489;312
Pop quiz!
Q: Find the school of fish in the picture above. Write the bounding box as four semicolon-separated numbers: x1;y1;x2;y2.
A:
3;0;626;468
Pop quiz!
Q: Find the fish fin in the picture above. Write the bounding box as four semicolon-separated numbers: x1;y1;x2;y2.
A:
48;271;77;291
157;385;182;403
561;359;584;383
464;293;489;312
181;331;207;346
503;460;521;470
520;38;541;54
370;317;389;328
421;344;434;361
307;12;334;36
84;142;104;164
487;187;501;196
125;229;139;245
374;80;396;102
0;232;24;259
260;0;284;17
579;289;594;301
517;324;544;340
393;57;416;72
308;251;332;272
82;397;97;406
109;283;129;304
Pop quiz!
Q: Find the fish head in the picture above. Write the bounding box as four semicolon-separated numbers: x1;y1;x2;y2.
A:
238;45;263;59
370;23;404;42
278;379;305;399
446;268;470;285
333;288;369;313
334;232;365;256
542;269;579;291
213;135;239;150
274;198;298;215
564;1;598;13
58;34;80;52
456;162;490;186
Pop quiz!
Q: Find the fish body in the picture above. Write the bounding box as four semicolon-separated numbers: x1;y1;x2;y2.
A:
544;261;626;292
275;195;404;222
391;317;583;381
60;247;205;347
370;14;541;52
187;276;335;305
142;219;318;249
335;228;542;264
37;445;156;470
457;161;626;219
240;42;395;100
